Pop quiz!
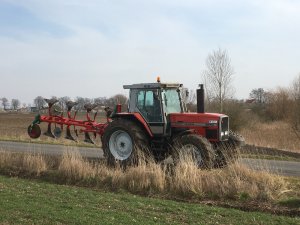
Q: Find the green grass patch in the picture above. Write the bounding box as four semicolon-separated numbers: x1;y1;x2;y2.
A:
0;175;299;225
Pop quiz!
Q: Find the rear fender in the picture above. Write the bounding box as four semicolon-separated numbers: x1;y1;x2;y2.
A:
112;113;153;138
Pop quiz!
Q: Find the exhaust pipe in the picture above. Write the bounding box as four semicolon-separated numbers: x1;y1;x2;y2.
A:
197;84;205;113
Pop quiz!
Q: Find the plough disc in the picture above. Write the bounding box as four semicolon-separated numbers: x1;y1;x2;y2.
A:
66;127;78;141
53;127;62;138
84;132;97;144
27;124;41;139
44;123;55;138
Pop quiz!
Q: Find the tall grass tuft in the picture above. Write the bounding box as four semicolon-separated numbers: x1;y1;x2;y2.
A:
0;151;47;176
170;151;286;200
58;150;95;181
122;151;166;193
22;154;47;176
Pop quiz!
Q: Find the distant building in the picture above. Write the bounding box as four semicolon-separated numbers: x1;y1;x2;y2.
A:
245;98;256;104
30;107;38;112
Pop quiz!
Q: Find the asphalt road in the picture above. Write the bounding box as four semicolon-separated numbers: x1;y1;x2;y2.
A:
1;141;300;177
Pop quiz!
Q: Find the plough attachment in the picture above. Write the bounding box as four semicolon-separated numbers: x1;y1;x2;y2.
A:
44;123;55;138
28;98;110;144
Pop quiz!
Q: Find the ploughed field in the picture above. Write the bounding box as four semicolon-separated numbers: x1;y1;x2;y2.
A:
0;112;33;138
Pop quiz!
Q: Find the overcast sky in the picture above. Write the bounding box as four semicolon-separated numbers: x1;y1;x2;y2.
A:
0;0;299;104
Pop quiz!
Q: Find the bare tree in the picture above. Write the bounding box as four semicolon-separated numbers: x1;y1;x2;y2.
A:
112;94;128;105
250;88;266;103
84;98;92;105
94;97;107;105
74;97;85;111
202;48;234;112
290;73;300;139
58;96;71;111
182;89;197;112
11;99;20;110
1;97;8;110
105;94;128;110
265;87;291;121
105;97;116;108
34;96;45;109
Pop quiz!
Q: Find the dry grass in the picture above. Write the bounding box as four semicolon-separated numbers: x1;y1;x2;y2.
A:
172;153;285;200
241;121;300;152
122;157;166;193
0;150;287;202
58;151;166;193
58;151;95;180
0;151;47;176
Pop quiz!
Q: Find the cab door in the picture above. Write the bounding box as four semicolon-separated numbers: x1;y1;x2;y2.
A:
135;89;165;135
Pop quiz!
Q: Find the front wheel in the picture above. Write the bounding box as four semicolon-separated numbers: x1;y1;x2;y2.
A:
102;119;149;167
214;131;245;167
172;134;215;169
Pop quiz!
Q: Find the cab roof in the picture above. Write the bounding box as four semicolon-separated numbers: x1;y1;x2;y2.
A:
123;83;182;89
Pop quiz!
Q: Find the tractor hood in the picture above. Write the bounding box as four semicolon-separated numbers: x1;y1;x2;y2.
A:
169;112;229;141
169;112;226;125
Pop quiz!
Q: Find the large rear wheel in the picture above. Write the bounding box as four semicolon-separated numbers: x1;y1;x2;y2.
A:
102;119;149;167
172;134;215;169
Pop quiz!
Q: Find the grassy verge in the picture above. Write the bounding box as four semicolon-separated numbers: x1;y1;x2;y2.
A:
0;150;299;216
0;175;299;225
0;150;288;201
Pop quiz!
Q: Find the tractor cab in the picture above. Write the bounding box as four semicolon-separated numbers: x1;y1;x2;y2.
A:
123;82;185;136
122;79;231;144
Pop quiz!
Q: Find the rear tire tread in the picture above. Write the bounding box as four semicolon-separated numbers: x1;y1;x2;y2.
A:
173;134;215;169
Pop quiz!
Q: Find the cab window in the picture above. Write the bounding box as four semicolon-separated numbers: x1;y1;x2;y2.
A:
162;89;182;114
136;90;162;122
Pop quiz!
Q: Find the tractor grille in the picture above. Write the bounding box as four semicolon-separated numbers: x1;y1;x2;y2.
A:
206;129;218;139
220;117;229;141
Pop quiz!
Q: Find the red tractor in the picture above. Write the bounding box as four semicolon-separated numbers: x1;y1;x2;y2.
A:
28;79;244;168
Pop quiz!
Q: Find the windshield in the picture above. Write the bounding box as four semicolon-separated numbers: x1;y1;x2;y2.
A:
162;89;182;113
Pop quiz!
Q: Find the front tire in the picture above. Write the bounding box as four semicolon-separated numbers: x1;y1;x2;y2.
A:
172;134;215;169
102;119;149;167
214;130;245;167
